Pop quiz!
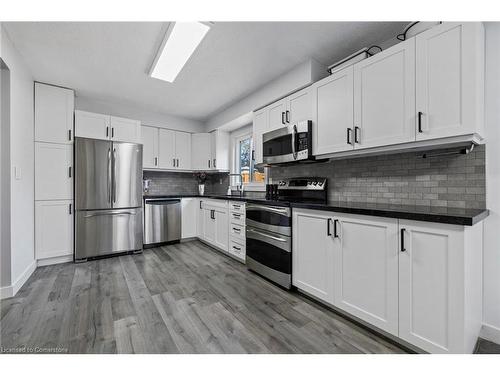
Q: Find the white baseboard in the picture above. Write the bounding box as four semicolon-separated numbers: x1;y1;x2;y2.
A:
37;255;73;267
480;323;500;345
0;285;13;300
0;260;37;300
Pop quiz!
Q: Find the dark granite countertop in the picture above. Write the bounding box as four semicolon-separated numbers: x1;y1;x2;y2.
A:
290;202;489;226
143;194;489;225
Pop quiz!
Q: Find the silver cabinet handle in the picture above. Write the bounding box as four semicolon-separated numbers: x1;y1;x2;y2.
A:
247;227;287;242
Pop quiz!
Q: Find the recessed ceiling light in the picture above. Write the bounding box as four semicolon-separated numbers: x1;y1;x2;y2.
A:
149;22;211;83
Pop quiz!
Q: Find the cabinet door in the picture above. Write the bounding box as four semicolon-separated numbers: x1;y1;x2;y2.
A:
203;208;216;244
252;109;268;165
35;83;74;144
268;98;287;130
181;198;197;239
333;214;399;335
214;209;229;252
35;142;73;200
312;66;354;155
110;116;141;143
211;130;230;171
287;87;311;124
141;126;158;168
175;132;192;170
35;200;73;259
292;209;335;304
399;220;463;353
158;129;176;169
416;22;484;140
197;201;204;238
191;133;212;170
75;110;110;140
353;38;415;149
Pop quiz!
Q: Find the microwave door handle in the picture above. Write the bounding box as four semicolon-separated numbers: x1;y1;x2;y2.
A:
291;124;298;160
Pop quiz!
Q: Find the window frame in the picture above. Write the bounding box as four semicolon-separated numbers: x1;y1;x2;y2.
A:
230;130;265;191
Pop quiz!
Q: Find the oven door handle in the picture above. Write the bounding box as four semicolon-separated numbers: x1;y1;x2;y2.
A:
246;205;290;216
291;124;298;160
247;227;288;242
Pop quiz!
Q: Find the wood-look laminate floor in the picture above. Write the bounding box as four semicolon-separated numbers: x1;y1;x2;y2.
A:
0;240;409;354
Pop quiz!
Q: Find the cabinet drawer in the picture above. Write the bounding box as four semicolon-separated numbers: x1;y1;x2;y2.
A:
229;240;246;261
230;211;245;225
229;202;245;213
230;223;245;242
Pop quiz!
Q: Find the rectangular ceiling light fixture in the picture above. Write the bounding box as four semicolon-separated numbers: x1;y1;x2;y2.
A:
150;22;210;83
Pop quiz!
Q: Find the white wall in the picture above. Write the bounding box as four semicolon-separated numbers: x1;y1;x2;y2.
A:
205;59;327;131
76;96;205;133
483;22;500;343
0;25;35;297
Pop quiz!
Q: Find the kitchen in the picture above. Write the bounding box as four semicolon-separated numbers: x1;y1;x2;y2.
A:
1;10;500;365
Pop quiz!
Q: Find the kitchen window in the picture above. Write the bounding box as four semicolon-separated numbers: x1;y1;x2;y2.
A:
231;130;265;190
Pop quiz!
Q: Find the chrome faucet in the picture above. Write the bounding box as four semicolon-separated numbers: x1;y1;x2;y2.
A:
228;173;244;197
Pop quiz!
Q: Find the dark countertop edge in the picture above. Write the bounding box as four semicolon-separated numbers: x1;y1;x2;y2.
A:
290;203;490;226
143;194;489;226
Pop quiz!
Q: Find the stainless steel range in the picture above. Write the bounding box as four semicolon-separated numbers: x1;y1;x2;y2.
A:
246;177;327;289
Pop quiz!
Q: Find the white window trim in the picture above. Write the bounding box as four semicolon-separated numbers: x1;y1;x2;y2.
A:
230;130;265;191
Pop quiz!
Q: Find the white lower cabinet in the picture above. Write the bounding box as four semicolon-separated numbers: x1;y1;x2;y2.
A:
35;142;73;200
292;210;335;304
398;220;482;354
35;200;73;260
293;208;483;353
199;200;229;253
181;198;198;239
333;214;399;335
214;209;229;252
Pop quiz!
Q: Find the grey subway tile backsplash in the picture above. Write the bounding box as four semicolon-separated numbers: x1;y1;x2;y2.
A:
143;170;229;196
268;145;486;209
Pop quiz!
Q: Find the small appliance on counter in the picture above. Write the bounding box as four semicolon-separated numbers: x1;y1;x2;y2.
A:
246;177;327;289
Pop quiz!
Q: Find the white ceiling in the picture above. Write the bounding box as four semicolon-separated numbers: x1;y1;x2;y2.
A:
3;21;407;122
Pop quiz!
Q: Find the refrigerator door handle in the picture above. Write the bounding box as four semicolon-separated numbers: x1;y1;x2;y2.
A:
113;148;117;204
107;148;112;203
83;210;137;218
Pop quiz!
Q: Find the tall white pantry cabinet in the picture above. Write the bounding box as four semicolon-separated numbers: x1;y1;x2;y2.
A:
34;82;75;264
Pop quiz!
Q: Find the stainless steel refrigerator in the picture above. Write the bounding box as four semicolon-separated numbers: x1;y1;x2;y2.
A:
74;137;143;261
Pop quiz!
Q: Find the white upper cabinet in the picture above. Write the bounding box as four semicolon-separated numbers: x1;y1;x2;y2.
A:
142;125;159;168
175;131;192;170
35;142;73;200
312;66;354;155
267;98;288;130
192;133;212;170
109;116;141;143
287;88;312;124
143;126;192;170
210;130;230;171
353;38;416;149
292;209;335;304
333;214;399;335
158;129;176;169
75;110;141;143
75;110;110;140
35;200;73;260
35;83;74;144
415;22;484;140
252;109;269;165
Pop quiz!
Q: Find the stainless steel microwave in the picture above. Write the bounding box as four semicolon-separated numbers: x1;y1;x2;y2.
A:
262;120;314;164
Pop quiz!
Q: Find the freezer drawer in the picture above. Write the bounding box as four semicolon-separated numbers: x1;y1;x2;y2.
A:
144;198;181;246
75;208;142;260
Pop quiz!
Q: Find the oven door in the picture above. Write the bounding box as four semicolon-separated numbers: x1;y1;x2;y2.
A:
246;226;292;288
245;204;291;236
